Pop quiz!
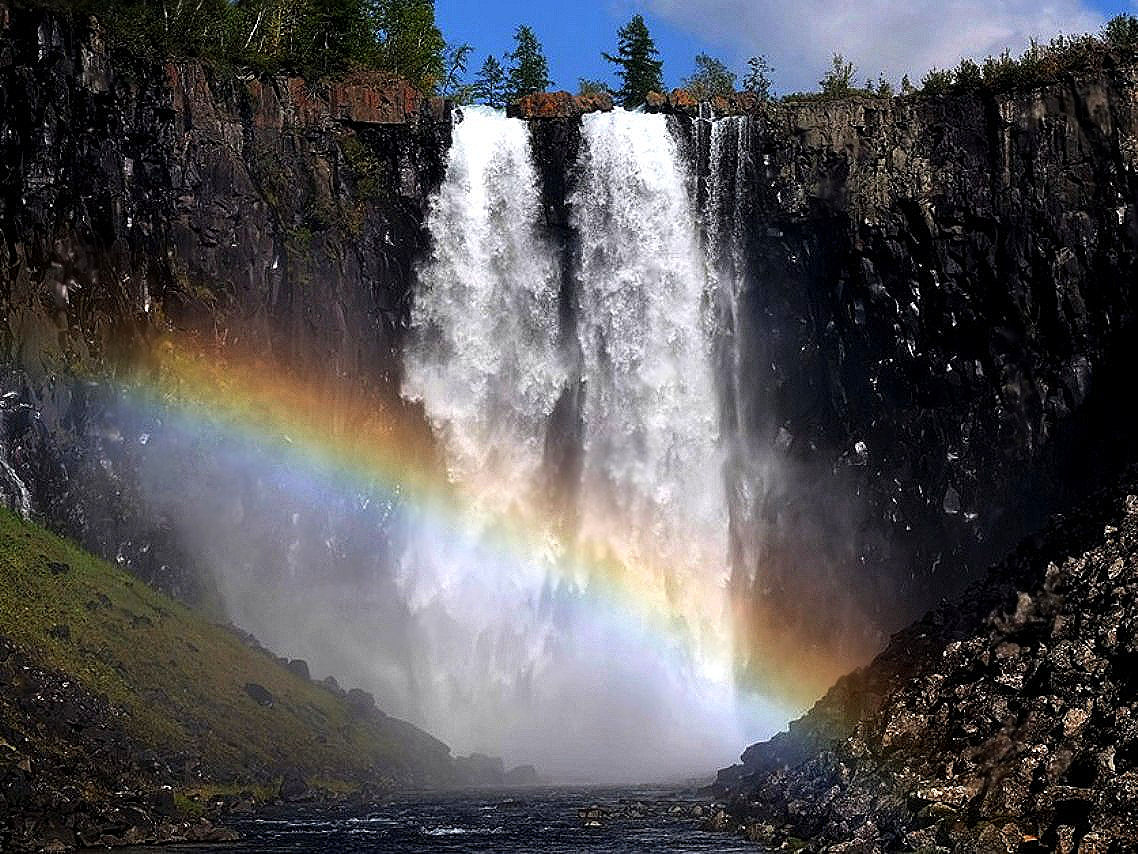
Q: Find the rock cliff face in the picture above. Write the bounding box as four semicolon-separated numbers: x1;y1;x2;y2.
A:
0;3;449;601
517;71;1138;683
690;71;1138;672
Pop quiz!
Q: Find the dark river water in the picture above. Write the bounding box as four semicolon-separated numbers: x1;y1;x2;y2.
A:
122;786;756;852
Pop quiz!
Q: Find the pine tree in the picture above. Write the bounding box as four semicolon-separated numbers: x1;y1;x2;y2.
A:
742;54;773;100
819;53;856;96
375;0;446;92
505;25;552;102
602;14;663;108
684;53;736;99
474;55;508;108
441;42;476;103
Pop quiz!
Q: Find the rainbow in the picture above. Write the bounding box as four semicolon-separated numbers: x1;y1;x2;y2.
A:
116;333;852;713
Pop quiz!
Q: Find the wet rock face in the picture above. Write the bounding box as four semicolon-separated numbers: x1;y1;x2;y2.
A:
659;71;1138;662
0;5;449;600
715;473;1138;851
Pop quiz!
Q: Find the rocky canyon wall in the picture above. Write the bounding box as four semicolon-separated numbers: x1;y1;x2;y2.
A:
4;0;1138;706
720;71;1138;671
0;3;449;602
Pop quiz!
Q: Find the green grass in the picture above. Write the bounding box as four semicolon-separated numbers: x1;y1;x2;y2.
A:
0;508;452;787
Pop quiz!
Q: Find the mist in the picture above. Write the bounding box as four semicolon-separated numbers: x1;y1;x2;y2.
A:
48;105;896;784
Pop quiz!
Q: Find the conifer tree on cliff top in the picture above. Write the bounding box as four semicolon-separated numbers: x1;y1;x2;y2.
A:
474;55;508;108
375;0;446;91
603;14;663;108
505;25;552;102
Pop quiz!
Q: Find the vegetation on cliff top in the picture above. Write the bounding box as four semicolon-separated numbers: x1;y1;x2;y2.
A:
778;14;1138;103
0;507;452;786
602;15;663;109
21;0;449;89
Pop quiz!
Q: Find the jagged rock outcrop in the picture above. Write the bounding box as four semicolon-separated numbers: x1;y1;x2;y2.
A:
507;89;613;119
713;471;1138;852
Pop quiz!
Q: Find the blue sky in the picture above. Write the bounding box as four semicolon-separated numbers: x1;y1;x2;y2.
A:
438;0;1135;94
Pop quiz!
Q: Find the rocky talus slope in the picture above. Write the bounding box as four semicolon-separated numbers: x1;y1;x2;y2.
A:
713;471;1138;852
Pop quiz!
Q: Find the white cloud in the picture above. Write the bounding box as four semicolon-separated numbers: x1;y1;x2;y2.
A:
642;0;1106;91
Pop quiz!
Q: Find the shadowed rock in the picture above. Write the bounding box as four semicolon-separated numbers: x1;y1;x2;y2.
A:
243;683;273;707
713;472;1138;851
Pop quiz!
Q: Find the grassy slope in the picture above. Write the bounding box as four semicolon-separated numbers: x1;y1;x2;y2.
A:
0;507;452;787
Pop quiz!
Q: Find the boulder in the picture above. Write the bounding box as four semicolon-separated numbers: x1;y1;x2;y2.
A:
151;786;177;817
454;752;506;785
242;683;273;707
667;88;698;113
503;764;538;785
345;687;376;715
279;768;310;803
286;659;310;681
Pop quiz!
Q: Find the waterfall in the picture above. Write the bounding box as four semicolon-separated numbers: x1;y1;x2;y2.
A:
0;395;32;520
402;107;781;780
0;455;31;520
705;116;767;590
403;106;566;508
570;111;730;681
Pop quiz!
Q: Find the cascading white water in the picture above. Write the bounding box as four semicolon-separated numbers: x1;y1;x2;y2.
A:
0;454;31;519
400;105;569;765
403;106;566;509
570;111;731;681
705;116;769;590
401;107;783;780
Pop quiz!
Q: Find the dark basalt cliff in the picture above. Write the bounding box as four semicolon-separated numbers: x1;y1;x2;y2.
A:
723;76;1138;666
0;2;449;601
